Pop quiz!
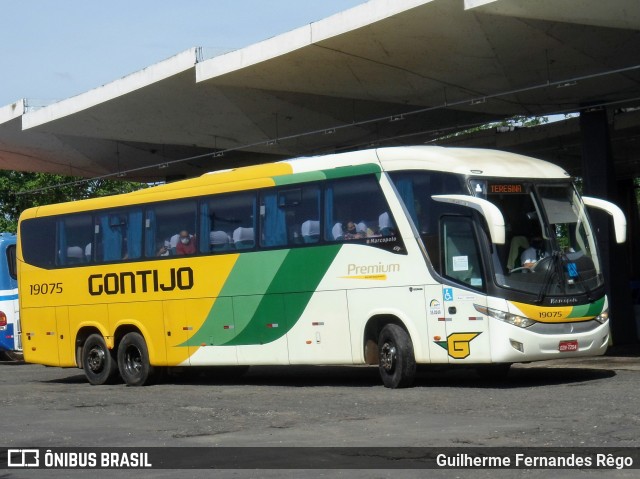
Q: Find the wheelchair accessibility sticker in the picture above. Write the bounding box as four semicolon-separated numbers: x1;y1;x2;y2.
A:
443;288;454;302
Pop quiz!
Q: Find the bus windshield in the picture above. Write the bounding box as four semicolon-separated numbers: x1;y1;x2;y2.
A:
473;180;604;297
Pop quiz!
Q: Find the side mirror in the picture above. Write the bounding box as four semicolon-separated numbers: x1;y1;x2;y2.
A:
432;194;506;244
582;196;627;243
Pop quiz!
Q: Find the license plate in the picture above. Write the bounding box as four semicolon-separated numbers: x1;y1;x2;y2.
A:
559;340;578;352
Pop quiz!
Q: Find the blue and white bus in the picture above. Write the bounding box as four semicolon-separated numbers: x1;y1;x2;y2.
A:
0;233;20;361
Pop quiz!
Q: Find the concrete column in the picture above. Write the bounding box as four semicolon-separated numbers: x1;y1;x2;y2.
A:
580;107;635;344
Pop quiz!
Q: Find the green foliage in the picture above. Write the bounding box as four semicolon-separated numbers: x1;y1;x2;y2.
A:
0;172;146;233
435;114;551;141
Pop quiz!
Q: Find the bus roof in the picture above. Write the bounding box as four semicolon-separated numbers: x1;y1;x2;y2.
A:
374;146;570;179
285;146;570;178
20;146;570;218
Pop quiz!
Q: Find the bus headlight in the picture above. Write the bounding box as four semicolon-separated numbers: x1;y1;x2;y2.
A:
594;308;609;324
474;304;536;329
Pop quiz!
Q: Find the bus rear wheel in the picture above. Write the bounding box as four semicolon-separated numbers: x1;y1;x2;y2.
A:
378;324;416;389
117;332;156;386
82;334;118;385
1;351;24;362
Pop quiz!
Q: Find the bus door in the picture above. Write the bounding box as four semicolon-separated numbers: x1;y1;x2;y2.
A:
438;216;491;364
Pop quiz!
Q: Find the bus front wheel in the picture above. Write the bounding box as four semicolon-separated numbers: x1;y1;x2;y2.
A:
378;324;416;389
82;334;118;385
117;332;156;387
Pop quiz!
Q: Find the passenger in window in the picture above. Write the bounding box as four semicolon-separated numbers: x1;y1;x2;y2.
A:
157;240;171;257
521;236;545;268
176;230;196;255
344;221;364;240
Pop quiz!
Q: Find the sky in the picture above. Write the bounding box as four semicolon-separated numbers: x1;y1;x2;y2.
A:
0;0;364;107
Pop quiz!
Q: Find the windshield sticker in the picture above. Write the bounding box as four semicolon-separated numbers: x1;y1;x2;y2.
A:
566;263;578;278
452;256;469;271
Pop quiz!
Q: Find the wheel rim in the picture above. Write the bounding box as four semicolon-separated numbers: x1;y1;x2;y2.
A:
123;345;143;377
87;346;106;373
380;341;397;372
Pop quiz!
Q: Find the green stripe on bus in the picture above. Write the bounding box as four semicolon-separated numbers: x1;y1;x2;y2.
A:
223;245;341;345
322;163;381;180
567;297;605;318
182;245;341;347
273;171;326;186
272;163;381;186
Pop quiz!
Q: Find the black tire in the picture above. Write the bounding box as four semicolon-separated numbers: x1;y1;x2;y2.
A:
117;332;156;386
476;363;512;380
82;334;118;385
378;324;416;388
1;350;24;362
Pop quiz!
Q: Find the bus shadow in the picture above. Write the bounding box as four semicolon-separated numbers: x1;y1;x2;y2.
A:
40;364;616;388
413;365;616;389
154;364;616;389
165;365;383;388
46;373;92;384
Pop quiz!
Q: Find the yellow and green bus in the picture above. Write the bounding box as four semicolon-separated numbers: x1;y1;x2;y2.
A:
17;146;626;388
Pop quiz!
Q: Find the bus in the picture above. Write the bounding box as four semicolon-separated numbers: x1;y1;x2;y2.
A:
0;233;20;361
17;146;626;388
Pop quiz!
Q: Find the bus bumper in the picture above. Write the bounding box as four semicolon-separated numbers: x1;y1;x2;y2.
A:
488;318;610;364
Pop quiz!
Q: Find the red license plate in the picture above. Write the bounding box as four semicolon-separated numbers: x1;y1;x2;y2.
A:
559;340;579;352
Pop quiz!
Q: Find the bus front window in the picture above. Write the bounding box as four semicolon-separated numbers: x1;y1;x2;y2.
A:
477;181;604;297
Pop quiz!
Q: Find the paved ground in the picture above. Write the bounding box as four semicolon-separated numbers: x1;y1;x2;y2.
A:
1;346;639;478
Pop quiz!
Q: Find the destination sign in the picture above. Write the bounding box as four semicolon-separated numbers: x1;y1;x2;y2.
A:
488;183;524;194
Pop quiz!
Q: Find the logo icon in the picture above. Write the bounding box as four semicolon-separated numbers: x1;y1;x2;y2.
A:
435;332;481;359
7;449;40;468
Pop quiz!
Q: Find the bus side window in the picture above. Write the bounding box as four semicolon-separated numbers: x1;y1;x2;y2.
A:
57;214;94;266
441;216;484;290
95;209;143;262
200;192;256;254
324;175;401;249
6;244;17;280
145;201;197;258
260;185;320;248
20;218;57;268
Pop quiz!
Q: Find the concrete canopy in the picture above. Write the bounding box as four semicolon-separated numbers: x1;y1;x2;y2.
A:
1;0;639;181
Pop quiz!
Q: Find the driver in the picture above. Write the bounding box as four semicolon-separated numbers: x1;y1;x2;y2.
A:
521;237;544;268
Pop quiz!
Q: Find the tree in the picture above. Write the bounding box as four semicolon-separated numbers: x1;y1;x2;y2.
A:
0;172;146;233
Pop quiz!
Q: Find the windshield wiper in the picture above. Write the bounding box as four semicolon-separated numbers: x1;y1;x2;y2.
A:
535;251;596;304
535;251;562;304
